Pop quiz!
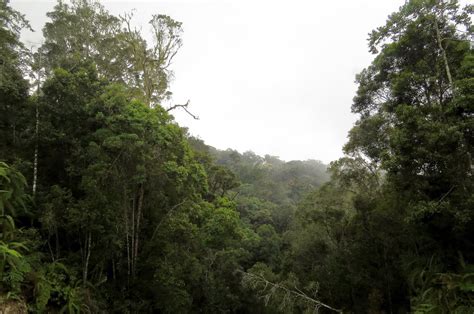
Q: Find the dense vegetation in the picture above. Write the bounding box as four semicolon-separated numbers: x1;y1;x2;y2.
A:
0;0;472;312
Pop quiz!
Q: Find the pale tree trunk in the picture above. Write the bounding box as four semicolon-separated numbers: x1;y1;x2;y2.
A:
32;54;41;196
124;187;131;279
55;228;60;260
142;52;152;107
434;9;453;89
83;232;92;284
122;180;145;279
433;10;472;173
32;105;38;195
132;184;144;278
130;195;135;277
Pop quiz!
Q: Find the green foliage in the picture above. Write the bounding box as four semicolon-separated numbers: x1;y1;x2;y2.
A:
0;0;32;168
0;162;29;217
0;0;472;312
41;0;184;106
0;240;30;295
410;258;474;313
273;2;473;313
242;264;342;313
0;161;31;303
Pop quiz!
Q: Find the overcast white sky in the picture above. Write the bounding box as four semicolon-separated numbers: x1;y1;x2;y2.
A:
12;0;407;163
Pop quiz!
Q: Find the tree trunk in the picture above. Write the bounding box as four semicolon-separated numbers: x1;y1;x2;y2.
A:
130;194;135;277
132;184;144;277
112;257;116;281
124;187;131;279
83;232;92;284
55;228;60;260
32;59;41;196
434;13;453;89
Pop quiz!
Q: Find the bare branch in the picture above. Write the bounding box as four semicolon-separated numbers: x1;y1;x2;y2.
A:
151;199;188;241
166;100;199;120
239;270;343;313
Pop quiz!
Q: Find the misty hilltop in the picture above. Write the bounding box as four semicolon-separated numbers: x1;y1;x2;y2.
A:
1;0;473;313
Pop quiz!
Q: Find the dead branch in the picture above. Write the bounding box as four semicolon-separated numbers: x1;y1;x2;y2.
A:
150;199;188;241
166;100;199;120
239;270;343;313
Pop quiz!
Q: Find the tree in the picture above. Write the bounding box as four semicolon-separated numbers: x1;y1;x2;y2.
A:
342;0;473;311
0;0;32;169
41;0;184;107
42;0;124;80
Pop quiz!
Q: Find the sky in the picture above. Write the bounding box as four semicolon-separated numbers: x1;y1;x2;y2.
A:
11;0;408;163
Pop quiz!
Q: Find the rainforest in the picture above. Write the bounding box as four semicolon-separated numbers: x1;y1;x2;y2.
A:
0;0;473;312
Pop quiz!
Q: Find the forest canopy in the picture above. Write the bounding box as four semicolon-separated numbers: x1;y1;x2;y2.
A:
0;0;473;313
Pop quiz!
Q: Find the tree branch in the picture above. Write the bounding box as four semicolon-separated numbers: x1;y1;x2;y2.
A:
151;199;187;241
239;270;343;313
166;100;199;120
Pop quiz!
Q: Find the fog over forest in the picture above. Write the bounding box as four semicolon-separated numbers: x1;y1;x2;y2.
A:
0;0;473;313
12;0;414;163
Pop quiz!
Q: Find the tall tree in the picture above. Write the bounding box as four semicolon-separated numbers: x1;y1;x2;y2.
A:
0;0;32;168
343;0;473;311
41;0;183;107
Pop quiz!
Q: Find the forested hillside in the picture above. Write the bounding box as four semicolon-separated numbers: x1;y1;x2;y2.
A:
0;0;473;313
